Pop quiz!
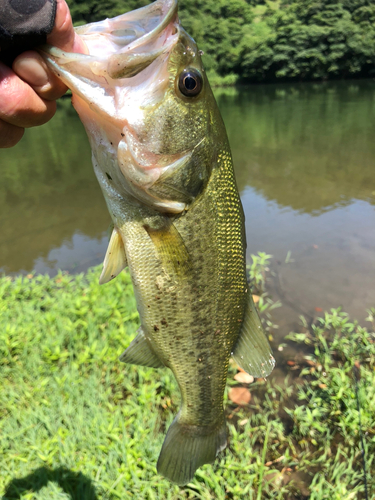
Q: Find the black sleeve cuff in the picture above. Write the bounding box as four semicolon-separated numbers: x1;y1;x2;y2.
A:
0;0;56;57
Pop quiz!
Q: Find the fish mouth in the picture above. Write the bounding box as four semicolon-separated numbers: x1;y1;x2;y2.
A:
75;0;178;79
40;0;190;214
40;0;179;94
75;0;177;45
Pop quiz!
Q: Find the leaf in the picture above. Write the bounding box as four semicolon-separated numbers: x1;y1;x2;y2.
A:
228;387;251;405
234;372;254;384
252;294;260;303
305;360;316;366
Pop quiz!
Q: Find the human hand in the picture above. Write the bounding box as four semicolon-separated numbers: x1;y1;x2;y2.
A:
0;0;86;148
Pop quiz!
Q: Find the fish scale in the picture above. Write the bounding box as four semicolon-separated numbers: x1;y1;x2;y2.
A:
40;0;275;485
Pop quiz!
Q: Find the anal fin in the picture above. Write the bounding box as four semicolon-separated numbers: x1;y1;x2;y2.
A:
232;293;275;378
99;226;127;285
120;327;164;368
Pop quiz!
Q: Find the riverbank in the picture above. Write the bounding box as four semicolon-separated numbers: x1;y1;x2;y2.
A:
2;82;375;334
0;265;373;499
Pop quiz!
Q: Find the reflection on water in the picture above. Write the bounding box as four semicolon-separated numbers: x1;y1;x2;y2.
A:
218;81;375;212
0;99;110;274
0;81;374;335
215;81;375;333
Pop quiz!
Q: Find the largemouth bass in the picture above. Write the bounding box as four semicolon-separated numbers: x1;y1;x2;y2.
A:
41;0;275;485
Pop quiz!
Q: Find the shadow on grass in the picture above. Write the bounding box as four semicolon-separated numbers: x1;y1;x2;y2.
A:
2;466;99;500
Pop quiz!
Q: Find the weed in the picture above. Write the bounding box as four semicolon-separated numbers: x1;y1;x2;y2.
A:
0;268;373;499
247;252;272;294
247;253;281;336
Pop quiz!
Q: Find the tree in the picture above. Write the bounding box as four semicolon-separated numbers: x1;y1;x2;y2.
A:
65;0;375;83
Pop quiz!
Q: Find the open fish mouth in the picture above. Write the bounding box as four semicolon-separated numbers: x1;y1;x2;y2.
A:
74;0;178;79
40;0;194;213
43;0;178;76
40;0;179;112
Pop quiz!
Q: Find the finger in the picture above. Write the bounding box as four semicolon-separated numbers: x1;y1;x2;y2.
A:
13;51;68;101
12;1;87;102
0;119;24;148
0;62;57;128
47;0;86;54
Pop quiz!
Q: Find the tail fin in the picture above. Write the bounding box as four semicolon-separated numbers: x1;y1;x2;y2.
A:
157;413;227;485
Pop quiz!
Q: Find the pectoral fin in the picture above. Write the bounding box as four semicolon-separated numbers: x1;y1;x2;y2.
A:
145;220;191;276
99;227;127;285
120;327;164;368
232;293;275;378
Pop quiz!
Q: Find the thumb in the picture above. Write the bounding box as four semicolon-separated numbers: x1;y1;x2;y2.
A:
47;0;86;54
12;0;87;100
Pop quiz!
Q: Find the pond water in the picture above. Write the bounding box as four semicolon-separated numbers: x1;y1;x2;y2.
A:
1;80;374;339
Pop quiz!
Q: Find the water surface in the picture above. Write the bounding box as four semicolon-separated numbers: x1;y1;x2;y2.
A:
218;81;375;334
1;81;374;337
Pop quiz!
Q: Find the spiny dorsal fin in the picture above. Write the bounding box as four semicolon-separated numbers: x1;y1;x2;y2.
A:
99;226;127;285
120;327;164;368
232;292;275;378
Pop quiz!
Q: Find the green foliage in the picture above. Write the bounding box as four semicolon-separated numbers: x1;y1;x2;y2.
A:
240;0;375;82
66;0;151;24
65;0;375;83
1;266;373;498
178;0;254;84
286;309;375;499
247;253;281;336
248;251;273;292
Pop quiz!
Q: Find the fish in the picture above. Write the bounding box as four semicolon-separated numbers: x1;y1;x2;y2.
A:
40;0;275;485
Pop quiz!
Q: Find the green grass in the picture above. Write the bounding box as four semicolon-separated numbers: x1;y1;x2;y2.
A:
0;266;374;499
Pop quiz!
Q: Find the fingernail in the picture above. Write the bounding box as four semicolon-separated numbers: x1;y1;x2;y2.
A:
13;55;49;87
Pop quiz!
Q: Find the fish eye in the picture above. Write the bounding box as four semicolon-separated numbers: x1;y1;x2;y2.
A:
178;69;203;97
